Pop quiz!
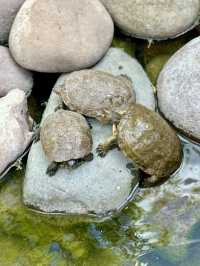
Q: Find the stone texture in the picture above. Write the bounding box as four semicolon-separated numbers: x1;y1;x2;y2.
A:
157;36;200;143
0;46;33;97
100;0;200;40
0;0;25;44
9;0;114;73
23;48;155;216
0;89;34;177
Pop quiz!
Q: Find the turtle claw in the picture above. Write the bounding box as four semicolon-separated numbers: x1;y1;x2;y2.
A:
96;145;107;157
46;162;59;177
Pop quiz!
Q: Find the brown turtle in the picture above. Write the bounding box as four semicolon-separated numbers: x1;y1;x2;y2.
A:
56;69;136;124
97;104;183;185
40;110;93;176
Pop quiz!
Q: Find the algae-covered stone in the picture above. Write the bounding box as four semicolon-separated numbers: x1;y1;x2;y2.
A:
0;46;33;97
0;0;25;44
9;0;114;73
146;54;170;85
157;36;200;143
100;0;200;40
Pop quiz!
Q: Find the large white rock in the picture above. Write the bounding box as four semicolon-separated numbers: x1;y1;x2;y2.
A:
23;48;155;216
157;36;200;143
9;0;114;73
0;0;25;44
100;0;200;40
0;89;34;177
0;46;33;97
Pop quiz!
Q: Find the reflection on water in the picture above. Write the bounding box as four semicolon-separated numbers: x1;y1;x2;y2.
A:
1;139;200;265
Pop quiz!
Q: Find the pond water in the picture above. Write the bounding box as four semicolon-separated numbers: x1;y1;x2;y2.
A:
1;30;200;266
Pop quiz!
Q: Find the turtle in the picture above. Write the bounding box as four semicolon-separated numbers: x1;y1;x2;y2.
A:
96;104;183;186
40;110;93;176
55;69;136;124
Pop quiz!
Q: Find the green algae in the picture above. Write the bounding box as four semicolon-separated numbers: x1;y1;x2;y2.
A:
112;34;136;56
145;54;170;85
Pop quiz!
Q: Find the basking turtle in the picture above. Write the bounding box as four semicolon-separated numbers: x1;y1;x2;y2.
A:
40;110;93;176
55;69;136;124
97;104;183;185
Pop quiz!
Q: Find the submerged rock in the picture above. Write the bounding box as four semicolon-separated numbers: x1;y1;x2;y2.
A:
24;48;155;216
157;36;200;143
0;0;25;44
9;0;114;73
0;46;33;97
100;0;200;40
0;89;34;177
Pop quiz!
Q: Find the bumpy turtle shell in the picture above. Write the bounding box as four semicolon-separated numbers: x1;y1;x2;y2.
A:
40;110;92;162
58;70;136;124
117;104;182;178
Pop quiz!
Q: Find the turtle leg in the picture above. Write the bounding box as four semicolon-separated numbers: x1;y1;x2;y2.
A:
67;153;94;169
46;161;59;176
96;124;118;157
33;126;40;143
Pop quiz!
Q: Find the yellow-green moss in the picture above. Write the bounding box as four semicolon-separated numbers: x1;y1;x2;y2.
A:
112;35;136;56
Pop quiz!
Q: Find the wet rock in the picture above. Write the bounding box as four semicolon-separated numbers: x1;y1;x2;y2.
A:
0;0;25;44
0;46;33;97
0;89;34;176
24;48;155;216
100;0;200;40
94;48;155;110
157;36;200;143
9;0;114;73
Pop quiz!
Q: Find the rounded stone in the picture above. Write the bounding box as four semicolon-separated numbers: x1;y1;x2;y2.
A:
0;0;25;44
157;36;200;143
9;0;114;73
0;46;33;97
100;0;200;40
0;89;34;176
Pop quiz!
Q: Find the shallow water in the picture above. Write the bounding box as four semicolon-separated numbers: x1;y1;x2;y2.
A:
2;30;200;265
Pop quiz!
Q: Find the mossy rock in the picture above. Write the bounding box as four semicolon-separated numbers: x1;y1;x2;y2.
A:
145;54;170;85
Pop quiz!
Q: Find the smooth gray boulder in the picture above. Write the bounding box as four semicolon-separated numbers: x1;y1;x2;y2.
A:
100;0;200;40
157;36;200;143
9;0;114;73
0;0;25;44
0;89;34;178
24;48;155;216
0;46;33;97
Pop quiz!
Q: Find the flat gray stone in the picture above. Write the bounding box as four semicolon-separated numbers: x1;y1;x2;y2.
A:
0;46;33;97
9;0;114;73
157;36;200;143
24;48;155;216
0;0;25;44
100;0;200;40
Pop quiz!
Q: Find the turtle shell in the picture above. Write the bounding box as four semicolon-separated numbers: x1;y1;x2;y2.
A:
58;70;136;124
117;104;182;178
40;110;92;162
